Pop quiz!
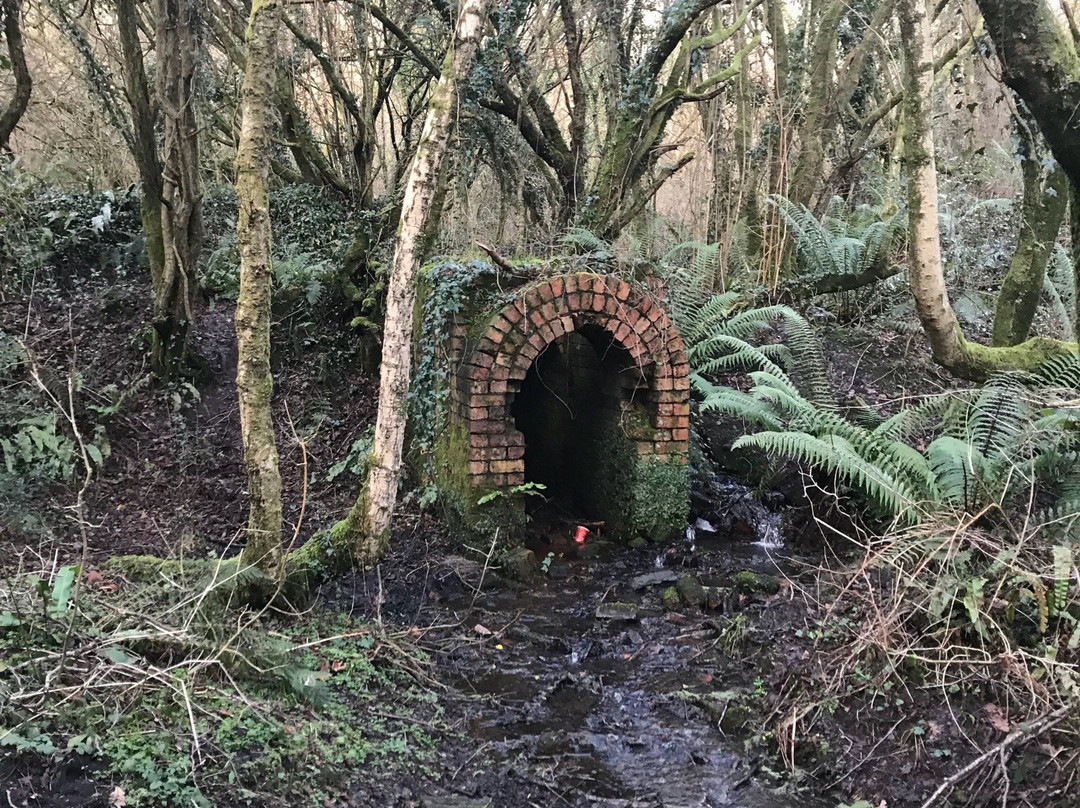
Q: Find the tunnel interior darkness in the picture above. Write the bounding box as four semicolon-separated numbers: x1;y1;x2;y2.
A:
511;324;645;521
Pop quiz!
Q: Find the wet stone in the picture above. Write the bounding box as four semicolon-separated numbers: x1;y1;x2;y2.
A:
595;601;639;621
630;570;679;590
676;575;707;607
733;570;782;595
662;586;681;611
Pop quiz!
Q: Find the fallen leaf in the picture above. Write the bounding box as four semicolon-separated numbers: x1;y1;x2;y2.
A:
984;703;1010;733
699;673;714;684
330;659;345;672
86;570;103;585
473;624;492;636
109;786;126;807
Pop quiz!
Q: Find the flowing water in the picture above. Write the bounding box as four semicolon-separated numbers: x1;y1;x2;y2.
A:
431;476;826;808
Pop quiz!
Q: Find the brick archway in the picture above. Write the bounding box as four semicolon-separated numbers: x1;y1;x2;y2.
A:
449;273;691;497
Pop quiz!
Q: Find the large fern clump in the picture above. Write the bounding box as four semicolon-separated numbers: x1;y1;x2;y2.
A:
770;195;906;292
702;358;1080;527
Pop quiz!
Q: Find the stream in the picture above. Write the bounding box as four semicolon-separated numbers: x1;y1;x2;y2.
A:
408;477;829;808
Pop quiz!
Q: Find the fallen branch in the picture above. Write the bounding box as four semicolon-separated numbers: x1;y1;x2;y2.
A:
919;704;1073;808
476;241;514;273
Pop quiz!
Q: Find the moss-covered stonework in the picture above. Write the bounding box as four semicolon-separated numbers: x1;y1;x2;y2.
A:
414;260;690;545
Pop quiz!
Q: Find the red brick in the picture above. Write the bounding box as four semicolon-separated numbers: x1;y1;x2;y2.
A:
525;286;545;308
494;315;514;333
470;433;491;448
565;275;580;294
519;342;539;362
672;415;690;429
560;316;575;334
604;296;620;316
614;280;632;300
656;376;674;391
469;461;487;475
655;390;680;404
472;419;502;434
539;322;556;343
580;291;593;310
507;471;526;486
591;293;606;313
490;379;508;393
507;444;525;460
492;364;510;379
548;278;564;298
567;292;582;310
495;351;515;368
614;322;633;344
673;374;690;391
471;365;491;381
504;303;524;324
473;352;494;369
491;459;522;474
672;428;689;442
639;296;654;315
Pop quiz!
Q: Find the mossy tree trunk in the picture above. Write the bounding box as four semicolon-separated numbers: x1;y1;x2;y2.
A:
153;0;203;377
235;0;284;576
991;127;1068;347
788;0;844;209
117;0;204;378
976;0;1080;192
899;0;1075;381
335;0;492;566
116;0;166;291
0;0;31;152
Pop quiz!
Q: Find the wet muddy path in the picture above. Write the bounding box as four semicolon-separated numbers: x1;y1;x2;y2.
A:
358;502;832;808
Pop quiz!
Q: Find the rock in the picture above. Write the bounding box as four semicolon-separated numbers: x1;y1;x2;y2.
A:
627;536;648;549
595;602;639;621
547;561;570;579
662;586;681;611
734;570;782;596
420;789;493;807
505;547;539;583
703;586;734;612
630;570;679;590
676;575;707;607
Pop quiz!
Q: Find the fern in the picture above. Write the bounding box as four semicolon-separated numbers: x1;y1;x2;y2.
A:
769;195;906;285
735;430;918;519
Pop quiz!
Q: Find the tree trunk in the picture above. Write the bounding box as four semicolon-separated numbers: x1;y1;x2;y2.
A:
992;135;1068;347
235;0;284;575
0;0;32;152
335;0;492;565
116;0;166;288
789;0;844;208
900;0;1074;381
153;0;203;376
976;0;1080;193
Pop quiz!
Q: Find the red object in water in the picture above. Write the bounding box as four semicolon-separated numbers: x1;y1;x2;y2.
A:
574;525;590;545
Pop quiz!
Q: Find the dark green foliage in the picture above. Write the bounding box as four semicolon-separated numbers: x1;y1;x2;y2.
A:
770;194;906;288
707;357;1080;524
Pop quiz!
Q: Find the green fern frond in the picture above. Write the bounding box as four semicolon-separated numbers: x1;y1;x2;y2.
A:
926;435;987;511
734;430;918;520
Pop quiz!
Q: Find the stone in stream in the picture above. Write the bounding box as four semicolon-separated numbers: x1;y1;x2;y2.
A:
630;569;678;590
676;575;707;607
662;586;681;611
734;570;782;595
595;601;639;621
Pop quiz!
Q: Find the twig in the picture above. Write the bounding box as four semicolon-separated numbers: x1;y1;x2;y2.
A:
919;705;1072;808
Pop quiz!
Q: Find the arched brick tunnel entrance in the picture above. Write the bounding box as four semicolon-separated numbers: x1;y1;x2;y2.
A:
436;272;691;540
